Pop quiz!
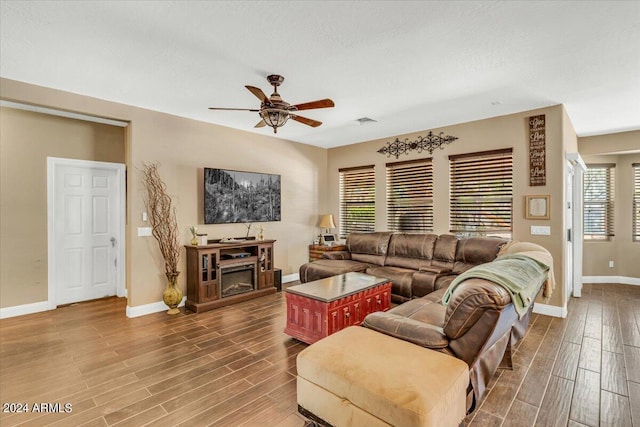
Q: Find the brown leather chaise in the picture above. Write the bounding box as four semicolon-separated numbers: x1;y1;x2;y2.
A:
362;277;524;412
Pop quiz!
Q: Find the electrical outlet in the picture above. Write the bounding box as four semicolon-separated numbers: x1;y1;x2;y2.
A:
609;261;614;268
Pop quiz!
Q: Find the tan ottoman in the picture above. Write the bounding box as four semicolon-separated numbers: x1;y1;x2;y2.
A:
296;326;469;427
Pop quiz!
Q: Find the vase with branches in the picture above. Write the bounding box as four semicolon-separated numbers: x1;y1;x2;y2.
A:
141;162;182;314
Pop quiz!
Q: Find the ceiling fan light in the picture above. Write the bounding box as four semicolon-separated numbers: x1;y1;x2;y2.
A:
260;109;289;133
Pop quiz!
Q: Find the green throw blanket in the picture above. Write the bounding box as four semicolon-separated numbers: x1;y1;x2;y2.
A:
442;254;549;319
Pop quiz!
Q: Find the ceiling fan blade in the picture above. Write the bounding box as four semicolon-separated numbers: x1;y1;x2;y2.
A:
254;119;266;128
208;107;259;112
292;98;334;111
291;115;322;128
245;85;269;103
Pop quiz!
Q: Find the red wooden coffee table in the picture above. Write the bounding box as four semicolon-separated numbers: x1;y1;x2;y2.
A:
284;272;392;344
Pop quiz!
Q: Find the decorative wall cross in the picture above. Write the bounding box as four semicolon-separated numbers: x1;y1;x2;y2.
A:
377;131;459;159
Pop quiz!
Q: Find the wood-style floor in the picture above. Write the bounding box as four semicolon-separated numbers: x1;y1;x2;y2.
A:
467;282;640;427
0;283;638;427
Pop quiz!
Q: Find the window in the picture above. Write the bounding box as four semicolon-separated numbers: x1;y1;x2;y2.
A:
339;165;375;238
386;158;433;232
449;148;513;237
633;163;639;242
584;164;615;240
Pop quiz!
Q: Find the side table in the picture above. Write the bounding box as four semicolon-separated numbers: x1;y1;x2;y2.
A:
308;244;347;262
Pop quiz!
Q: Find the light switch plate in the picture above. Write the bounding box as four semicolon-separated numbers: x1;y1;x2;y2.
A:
138;227;152;237
530;225;550;235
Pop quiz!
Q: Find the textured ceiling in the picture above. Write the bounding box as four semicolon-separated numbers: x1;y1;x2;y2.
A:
1;1;639;148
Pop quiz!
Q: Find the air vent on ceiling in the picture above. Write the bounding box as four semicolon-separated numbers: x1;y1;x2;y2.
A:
356;117;377;125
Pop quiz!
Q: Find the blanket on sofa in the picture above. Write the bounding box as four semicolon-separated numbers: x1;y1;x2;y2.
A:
498;241;556;301
442;253;549;319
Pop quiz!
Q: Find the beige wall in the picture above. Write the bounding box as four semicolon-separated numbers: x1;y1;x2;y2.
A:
0;107;126;307
1;78;328;309
327;105;571;309
579;130;640;156
579;130;640;278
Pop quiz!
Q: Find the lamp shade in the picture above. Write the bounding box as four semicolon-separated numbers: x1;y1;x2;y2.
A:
318;214;336;230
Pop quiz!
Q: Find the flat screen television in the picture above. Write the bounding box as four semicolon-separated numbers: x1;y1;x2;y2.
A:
204;168;281;224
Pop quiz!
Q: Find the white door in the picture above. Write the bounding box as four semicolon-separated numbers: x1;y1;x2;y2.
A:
49;158;125;306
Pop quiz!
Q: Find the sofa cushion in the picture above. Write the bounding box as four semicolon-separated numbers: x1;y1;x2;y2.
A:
363;296;449;349
431;234;458;270
347;232;393;266
384;297;447;326
384;233;438;270
411;271;439;298
362;312;449;349
365;265;414;303
299;259;371;283
452;237;507;274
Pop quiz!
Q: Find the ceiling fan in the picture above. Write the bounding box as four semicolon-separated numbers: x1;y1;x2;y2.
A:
208;74;334;134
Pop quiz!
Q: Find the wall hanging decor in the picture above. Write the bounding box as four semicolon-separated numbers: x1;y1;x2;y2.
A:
528;115;546;186
525;195;550;220
377;131;458;159
204;168;281;224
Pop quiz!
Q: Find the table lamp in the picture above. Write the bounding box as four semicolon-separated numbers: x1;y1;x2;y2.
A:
318;214;337;245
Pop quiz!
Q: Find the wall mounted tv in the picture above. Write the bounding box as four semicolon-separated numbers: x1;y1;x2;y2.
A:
204;168;281;224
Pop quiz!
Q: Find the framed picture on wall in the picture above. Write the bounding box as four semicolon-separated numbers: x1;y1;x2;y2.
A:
525;195;550;220
203;167;281;224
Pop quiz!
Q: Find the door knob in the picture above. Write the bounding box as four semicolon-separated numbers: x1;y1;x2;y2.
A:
110;237;117;247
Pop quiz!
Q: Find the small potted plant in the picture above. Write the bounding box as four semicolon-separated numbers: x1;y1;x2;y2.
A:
189;226;198;245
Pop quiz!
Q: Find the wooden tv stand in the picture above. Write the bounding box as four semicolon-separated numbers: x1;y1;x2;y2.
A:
184;239;276;313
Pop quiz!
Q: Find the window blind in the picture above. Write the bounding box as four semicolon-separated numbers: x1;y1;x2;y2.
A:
449;148;513;236
386;158;433;232
584;164;615;240
339;165;375;238
633;163;639;242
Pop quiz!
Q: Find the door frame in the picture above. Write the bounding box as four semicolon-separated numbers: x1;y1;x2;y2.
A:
566;152;587;299
47;157;126;309
565;160;575;304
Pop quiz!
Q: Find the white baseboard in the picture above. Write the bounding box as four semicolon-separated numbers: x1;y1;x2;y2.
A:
126;296;186;318
582;276;640;286
283;273;299;283
533;302;568;318
0;301;51;319
1;292;186;320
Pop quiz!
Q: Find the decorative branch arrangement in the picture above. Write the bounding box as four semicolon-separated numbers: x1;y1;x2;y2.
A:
141;162;180;275
377;131;459;159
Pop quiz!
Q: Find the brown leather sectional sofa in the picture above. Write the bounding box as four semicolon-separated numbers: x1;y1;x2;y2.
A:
299;231;507;303
298;232;548;412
